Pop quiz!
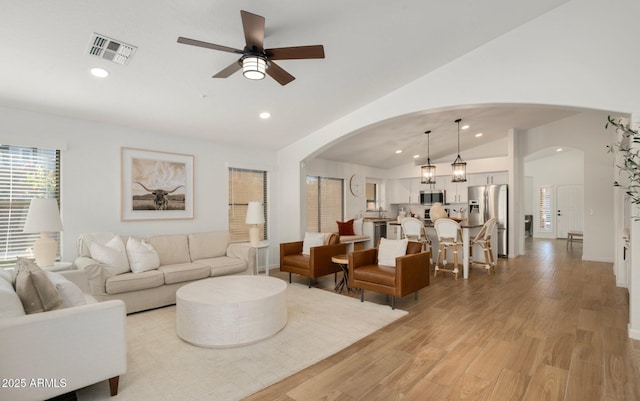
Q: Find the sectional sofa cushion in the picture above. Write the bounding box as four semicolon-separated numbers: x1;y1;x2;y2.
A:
105;270;164;295
200;256;248;276
158;262;211;285
147;235;191;266
189;231;230;261
14;258;64;314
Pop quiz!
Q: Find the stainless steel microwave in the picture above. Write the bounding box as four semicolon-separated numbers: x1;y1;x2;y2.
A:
420;190;446;205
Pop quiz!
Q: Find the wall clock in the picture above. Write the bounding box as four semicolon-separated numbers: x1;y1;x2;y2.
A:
349;174;361;197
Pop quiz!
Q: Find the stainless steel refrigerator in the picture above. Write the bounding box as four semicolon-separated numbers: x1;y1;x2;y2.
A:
467;184;508;257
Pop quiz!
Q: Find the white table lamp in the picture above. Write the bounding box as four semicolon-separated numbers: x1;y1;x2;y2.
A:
22;198;63;267
245;201;265;246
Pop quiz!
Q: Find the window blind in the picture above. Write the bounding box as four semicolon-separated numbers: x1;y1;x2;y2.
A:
228;168;268;242
538;186;552;232
0;145;61;266
306;176;344;233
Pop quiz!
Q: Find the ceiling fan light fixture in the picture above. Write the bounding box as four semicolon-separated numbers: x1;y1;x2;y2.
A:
242;55;266;80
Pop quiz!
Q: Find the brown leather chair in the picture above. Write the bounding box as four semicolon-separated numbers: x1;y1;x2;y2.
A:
280;233;347;287
348;241;430;309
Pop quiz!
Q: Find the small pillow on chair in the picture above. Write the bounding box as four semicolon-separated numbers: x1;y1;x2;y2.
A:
377;238;408;267
337;219;355;236
302;232;327;255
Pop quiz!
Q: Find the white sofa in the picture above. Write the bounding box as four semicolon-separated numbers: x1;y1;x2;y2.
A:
0;269;126;401
74;231;255;314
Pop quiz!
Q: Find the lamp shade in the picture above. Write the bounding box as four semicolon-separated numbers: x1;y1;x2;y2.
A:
245;202;265;225
23;198;63;233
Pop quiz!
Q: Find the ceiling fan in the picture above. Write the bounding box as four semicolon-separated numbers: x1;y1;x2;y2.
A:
177;10;325;86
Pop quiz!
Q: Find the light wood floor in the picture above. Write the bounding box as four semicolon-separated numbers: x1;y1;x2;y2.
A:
243;239;640;401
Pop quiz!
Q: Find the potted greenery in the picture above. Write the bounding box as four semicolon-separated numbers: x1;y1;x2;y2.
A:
607;115;640;207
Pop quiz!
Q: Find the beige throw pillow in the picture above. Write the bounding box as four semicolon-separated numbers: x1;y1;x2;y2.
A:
126;237;160;273
89;235;130;276
302;232;326;255
377;238;408;267
14;257;64;314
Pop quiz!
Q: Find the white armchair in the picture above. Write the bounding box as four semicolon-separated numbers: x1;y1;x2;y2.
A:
0;270;127;401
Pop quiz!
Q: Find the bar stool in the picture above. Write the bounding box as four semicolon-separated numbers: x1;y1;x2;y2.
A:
401;217;431;253
469;217;497;274
433;218;463;280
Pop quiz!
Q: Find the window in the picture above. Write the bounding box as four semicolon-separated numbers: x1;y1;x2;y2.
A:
0;145;61;266
228;168;268;242
306;176;344;232
366;182;377;211
538;185;552;232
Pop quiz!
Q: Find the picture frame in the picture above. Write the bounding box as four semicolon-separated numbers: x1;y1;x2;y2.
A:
121;147;194;221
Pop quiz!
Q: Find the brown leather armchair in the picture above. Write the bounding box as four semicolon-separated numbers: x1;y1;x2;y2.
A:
280;233;348;287
348;241;430;309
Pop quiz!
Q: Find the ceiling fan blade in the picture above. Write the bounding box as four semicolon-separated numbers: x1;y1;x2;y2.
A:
177;37;244;54
240;10;265;51
212;61;241;78
266;61;295;86
266;45;325;60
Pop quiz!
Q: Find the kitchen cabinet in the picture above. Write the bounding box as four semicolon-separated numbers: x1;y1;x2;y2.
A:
468;172;508;186
386;178;422;204
444;179;468;204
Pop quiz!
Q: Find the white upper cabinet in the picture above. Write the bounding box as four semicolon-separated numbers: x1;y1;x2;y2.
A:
468;171;508;186
443;178;468;204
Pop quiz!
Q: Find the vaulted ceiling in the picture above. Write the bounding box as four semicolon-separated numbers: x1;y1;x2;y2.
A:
1;1;571;166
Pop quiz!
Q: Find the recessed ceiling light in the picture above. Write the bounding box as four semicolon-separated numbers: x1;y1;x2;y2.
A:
556;148;563;152
413;154;420;159
395;150;402;154
475;133;483;137
90;67;109;78
259;112;271;119
461;125;470;130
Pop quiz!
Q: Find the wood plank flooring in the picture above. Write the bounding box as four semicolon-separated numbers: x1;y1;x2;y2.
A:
243;239;640;401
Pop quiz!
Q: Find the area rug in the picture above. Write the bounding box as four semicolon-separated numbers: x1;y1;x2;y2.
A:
76;282;407;401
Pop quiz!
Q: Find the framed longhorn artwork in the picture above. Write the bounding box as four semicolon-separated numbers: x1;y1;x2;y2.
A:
121;148;194;221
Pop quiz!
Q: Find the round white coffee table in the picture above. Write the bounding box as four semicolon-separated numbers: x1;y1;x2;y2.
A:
176;276;287;348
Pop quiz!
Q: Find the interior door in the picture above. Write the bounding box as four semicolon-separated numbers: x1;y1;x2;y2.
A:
556;185;583;238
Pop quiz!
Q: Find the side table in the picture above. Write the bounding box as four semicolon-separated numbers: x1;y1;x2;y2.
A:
247;241;270;275
331;254;350;293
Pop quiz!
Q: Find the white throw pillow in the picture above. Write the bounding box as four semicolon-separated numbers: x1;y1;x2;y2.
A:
126;237;161;273
302;232;327;256
353;218;364;236
89;235;130;276
377;238;408;267
44;271;87;308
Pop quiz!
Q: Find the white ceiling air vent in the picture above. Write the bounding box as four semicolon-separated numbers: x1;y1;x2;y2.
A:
88;33;137;65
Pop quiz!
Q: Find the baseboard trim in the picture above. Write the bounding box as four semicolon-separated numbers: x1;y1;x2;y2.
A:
629;324;640;340
581;255;614;263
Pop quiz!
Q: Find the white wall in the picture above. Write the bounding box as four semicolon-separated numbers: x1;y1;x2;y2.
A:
521;112;613;262
524;149;585;238
0;106;278;262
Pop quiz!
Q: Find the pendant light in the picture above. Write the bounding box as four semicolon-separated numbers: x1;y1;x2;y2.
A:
451;118;467;182
421;130;436;184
